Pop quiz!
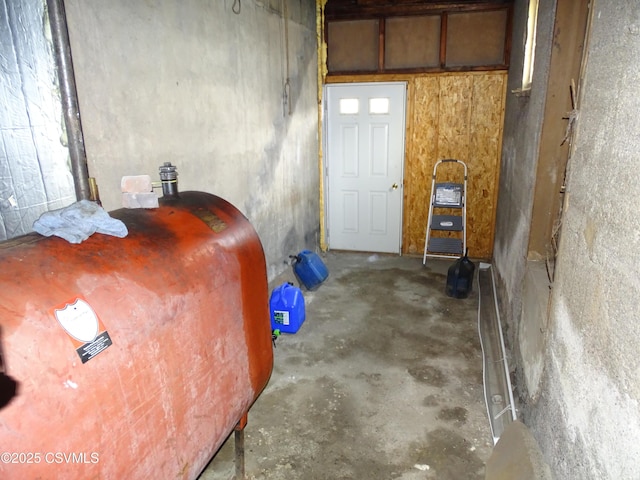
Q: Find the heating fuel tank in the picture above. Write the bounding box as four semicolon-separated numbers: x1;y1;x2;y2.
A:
0;191;274;479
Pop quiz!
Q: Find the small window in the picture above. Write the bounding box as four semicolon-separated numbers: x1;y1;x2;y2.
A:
340;98;359;114
369;98;389;114
522;0;539;90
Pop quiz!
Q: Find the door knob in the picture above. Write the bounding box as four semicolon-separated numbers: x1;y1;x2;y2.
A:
392;183;399;190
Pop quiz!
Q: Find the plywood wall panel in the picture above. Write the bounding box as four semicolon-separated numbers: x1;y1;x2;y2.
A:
404;76;440;255
467;73;506;258
438;75;473;165
402;71;506;258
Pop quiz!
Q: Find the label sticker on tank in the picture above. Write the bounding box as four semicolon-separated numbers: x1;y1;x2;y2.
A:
273;310;290;326
52;296;112;364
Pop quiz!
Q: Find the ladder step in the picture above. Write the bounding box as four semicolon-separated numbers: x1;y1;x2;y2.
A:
434;183;464;208
433;202;464;209
427;237;463;255
431;215;463;231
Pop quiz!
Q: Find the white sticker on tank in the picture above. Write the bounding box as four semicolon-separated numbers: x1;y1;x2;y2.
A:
54;298;100;343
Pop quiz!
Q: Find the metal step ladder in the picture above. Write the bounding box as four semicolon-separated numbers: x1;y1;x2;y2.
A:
423;159;467;264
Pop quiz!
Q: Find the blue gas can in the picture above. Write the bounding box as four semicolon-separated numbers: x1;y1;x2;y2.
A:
291;250;329;291
270;282;306;334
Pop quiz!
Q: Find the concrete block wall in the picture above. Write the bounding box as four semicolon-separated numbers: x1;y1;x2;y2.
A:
64;0;319;280
494;0;640;478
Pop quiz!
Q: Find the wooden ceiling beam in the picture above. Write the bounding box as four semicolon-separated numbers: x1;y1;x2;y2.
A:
325;0;512;20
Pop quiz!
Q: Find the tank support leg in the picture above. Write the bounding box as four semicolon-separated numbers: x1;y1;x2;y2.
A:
234;413;248;479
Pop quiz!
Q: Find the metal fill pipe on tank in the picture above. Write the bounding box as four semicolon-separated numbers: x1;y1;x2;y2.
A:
46;0;91;201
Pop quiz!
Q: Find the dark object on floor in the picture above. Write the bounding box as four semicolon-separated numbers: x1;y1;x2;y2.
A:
446;249;475;298
290;250;329;290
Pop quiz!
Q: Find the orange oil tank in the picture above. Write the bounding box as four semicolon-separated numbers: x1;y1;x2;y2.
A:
0;191;273;479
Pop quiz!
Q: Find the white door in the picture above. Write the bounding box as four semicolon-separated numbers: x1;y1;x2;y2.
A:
325;82;406;253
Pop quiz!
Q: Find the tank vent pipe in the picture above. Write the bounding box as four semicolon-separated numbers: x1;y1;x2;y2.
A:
46;0;91;201
159;162;179;197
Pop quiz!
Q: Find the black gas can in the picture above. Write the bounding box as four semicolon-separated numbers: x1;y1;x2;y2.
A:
446;249;475;298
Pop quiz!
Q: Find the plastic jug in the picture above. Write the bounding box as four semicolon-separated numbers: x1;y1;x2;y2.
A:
270;282;306;334
446;249;475;299
291;250;329;291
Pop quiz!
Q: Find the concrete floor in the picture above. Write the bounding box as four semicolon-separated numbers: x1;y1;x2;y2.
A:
199;251;493;479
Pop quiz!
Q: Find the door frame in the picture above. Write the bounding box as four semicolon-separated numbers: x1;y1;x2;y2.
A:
323;81;407;254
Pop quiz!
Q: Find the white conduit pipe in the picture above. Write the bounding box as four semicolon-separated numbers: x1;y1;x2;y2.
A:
477;262;517;445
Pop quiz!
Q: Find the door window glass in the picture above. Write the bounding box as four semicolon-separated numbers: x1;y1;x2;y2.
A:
369;98;390;114
340;98;359;114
